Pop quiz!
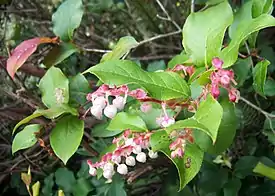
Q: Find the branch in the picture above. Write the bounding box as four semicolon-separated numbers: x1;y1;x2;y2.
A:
191;0;195;13
81;48;111;53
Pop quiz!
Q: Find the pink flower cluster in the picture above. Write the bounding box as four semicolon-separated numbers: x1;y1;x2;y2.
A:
87;130;158;181
172;64;195;77
86;84;147;119
210;58;239;102
169;128;194;158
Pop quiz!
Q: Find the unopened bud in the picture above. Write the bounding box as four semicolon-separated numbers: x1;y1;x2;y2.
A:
148;150;158;159
112;96;125;110
93;96;107;108
117;164;128;175
90;105;103;119
125;156;136;166
212;57;223;69
104;105;117;118
161;117;175;128
136;152;146;163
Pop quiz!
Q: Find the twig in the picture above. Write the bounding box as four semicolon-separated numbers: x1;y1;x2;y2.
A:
191;0;195;13
245;41;253;67
130;54;175;61
81;48;111;53
137;30;181;47
155;0;181;30
239;96;275;131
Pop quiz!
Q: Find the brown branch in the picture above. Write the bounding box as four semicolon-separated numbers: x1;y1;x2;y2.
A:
19;64;46;78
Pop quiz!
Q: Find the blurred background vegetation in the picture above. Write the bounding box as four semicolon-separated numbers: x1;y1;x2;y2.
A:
1;0;275;195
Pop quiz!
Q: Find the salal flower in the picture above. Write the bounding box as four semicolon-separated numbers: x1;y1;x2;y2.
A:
104;105;117;118
212;57;223;69
117;164;128;175
103;169;114;180
93;96;107;108
148;150;158;159
112;96;125;110
90;105;103;120
125;156;136;166
136;152;146;163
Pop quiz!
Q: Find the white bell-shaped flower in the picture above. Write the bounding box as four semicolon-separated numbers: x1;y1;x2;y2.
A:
136;152;146;163
148;150;158;159
117;164;128;175
90;105;103;119
112;96;125;110
104;105;118;118
125;156;136;166
93;96;107;108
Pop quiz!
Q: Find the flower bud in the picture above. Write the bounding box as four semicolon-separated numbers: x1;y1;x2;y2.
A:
112;155;121;164
117;164;128;175
125;138;134;146
136;152;146;163
104;105;117;118
148;150;158;159
126;156;136;166
133;145;142;154
211;84;220;99
89;167;97;176
93;96;107;108
103;169;114;179
140;103;152;113
212;57;223;69
220;74;231;87
112;96;125;110
90;105;103;119
103;162;114;172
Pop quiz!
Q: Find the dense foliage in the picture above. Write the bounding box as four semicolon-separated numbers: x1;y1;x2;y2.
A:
1;0;275;195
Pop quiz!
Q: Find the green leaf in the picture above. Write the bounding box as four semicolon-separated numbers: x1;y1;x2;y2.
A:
50;115;84;164
72;178;93;196
232;58;252;87
147;60;166;72
182;1;233;66
32;181;40;196
220;15;275;68
223;178;242;196
264;79;275;96
207;99;237;154
252;0;273;18
41;173;54;196
92;123;123;137
39;66;69;108
193;95;223;142
107;112;147;132
84;60;191;100
167;95;223;144
234;156;258;179
101;36;138;62
12;124;41;154
52;0;84;41
43;42;79;67
55;168;76;193
69;74;91;105
253;60;270;97
167;53;190;69
150;131;204;191
13;104;77;134
253;162;275;180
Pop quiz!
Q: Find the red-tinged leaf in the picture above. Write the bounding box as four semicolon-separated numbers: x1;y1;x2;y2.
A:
6;37;58;78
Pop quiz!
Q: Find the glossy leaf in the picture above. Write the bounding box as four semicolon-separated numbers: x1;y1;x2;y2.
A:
253;162;275;180
253;60;270;97
6;37;56;78
232;58;252;87
84;60;190;100
72;178;93;196
55;168;76;192
101;36;138;62
220;15;275;68
50;115;84;164
39;66;69;108
32;181;41;196
13;104;77;134
150;130;204;191
12;124;41;154
52;0;84;41
167;53;190;69
41;173;54;196
147;60;166;72
207;99;237;154
43;42;79;67
223;178;242;196
182;1;233;66
234;156;258;179
69;74;91;105
264;79;275;96
107;112;147;132
92;123;123;137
